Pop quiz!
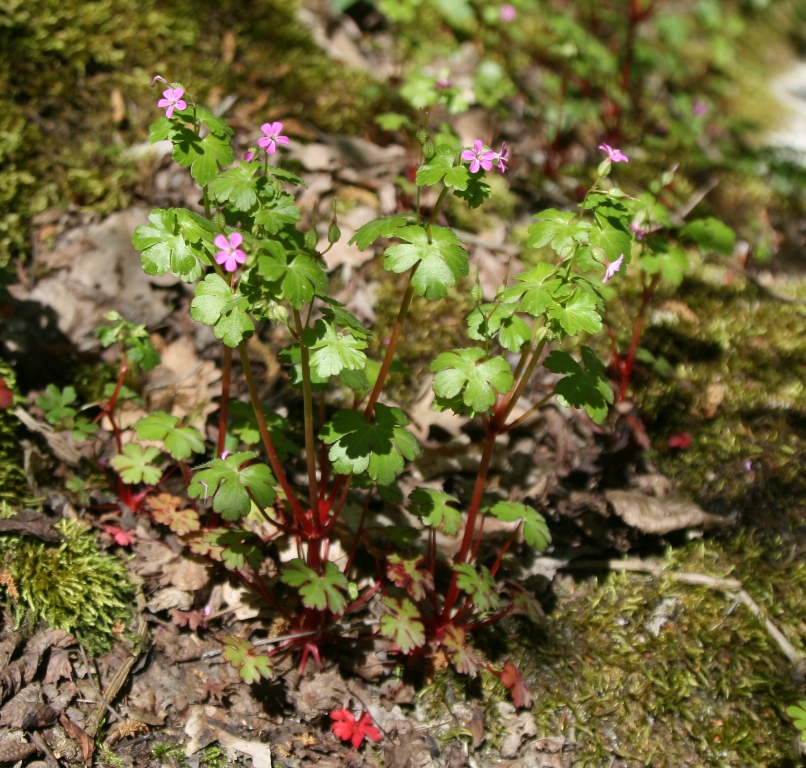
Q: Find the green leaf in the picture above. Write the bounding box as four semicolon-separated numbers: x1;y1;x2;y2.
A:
195;105;234;138
133;208;199;280
379;597;426;653
431;348;513;413
528;209;589;257
70;416;98;443
548;287;603;336
228;401;298;461
408;488;462;536
349;214;414;251
640;246;688;286
281;559;348;614
221;636;273;684
415;145;468;189
453;563;500;613
320;403;420;484
131;412;205;461
590;223;631;265
467;304;531;352
489;501;551;550
680;217;735;256
383;225;469;300
110;444;162;485
254;193;302;234
208;529;263;571
498;263;562;317
172;128;233;187
544;346;614;423
302;319;368;378
257;251;328;309
787;702;806;732
190;274;255;347
187;452;276;521
36;384;77;424
453;177;492;208
209;163;262;211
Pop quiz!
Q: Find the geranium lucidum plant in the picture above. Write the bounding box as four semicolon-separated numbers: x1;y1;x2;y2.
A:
43;78;657;706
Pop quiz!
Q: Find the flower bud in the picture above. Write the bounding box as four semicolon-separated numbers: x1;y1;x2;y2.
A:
422;139;436;160
304;228;318;250
470;283;483;303
328;221;341;244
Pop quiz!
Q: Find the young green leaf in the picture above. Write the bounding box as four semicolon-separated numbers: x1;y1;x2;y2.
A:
787;701;806;735
489;500;551;550
680;217;735;256
221;636;273;684
254;193;302;234
172;128;233;187
415;145;469;189
548;286;603;336
453;563;500;613
303;319;368;378
383;225;469;300
528;209;589;256
543;346;613;423
133;208;199;279
466;304;532;352
431;348;514;413
408;488;463;536
209;162;263;211
453;177;492;208
190;274;255;347
132;412;205;461
590;222;631;266
281;559;348;614
187;452;276;521
379;597;426;653
110;444;162;485
257;251;328;309
640;246;688;286
320;403;420;485
498;263;562;317
208;529;263;571
349;214;414;251
36;384;78;425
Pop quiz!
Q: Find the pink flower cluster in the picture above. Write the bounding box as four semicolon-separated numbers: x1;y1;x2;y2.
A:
461;140;510;174
214;232;247;272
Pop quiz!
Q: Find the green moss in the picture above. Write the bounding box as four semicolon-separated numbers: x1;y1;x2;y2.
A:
525;538;802;767
0;0;379;268
1;518;135;654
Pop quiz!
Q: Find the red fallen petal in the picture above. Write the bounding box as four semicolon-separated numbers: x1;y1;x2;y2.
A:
103;525;135;547
0;382;12;409
668;432;692;450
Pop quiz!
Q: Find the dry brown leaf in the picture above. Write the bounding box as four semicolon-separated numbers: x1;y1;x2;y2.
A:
0;683;57;729
0;738;38;763
0;629;73;705
0;509;62;541
145;336;221;430
292;671;348;721
162;555;209;592
605;489;731;535
184;705;274;767
59;713;95;764
497;703;538;758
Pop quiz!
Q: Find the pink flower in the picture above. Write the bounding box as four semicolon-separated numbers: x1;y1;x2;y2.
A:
214;232;247;272
243;150;256;162
693;100;709;117
331;709;383;748
630;222;646;240
599;143;629;163
258;121;290;155
435;77;453;90
157;87;187;119
494;141;509;173
500;3;517;21
104;525;135;547
602;253;624;283
461;140;496;173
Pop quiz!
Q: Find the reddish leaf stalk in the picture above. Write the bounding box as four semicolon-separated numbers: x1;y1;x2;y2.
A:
619;272;660;397
216;346;232;458
293;309;320;525
237;342;304;521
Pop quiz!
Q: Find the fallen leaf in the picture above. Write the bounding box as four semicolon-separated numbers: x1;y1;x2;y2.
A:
0;683;58;729
605;489;731;534
184;705;274;767
59;713;95;764
0;509;62;542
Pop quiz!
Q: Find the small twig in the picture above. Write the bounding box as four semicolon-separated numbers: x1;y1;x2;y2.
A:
31;732;61;768
79;644;120;725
